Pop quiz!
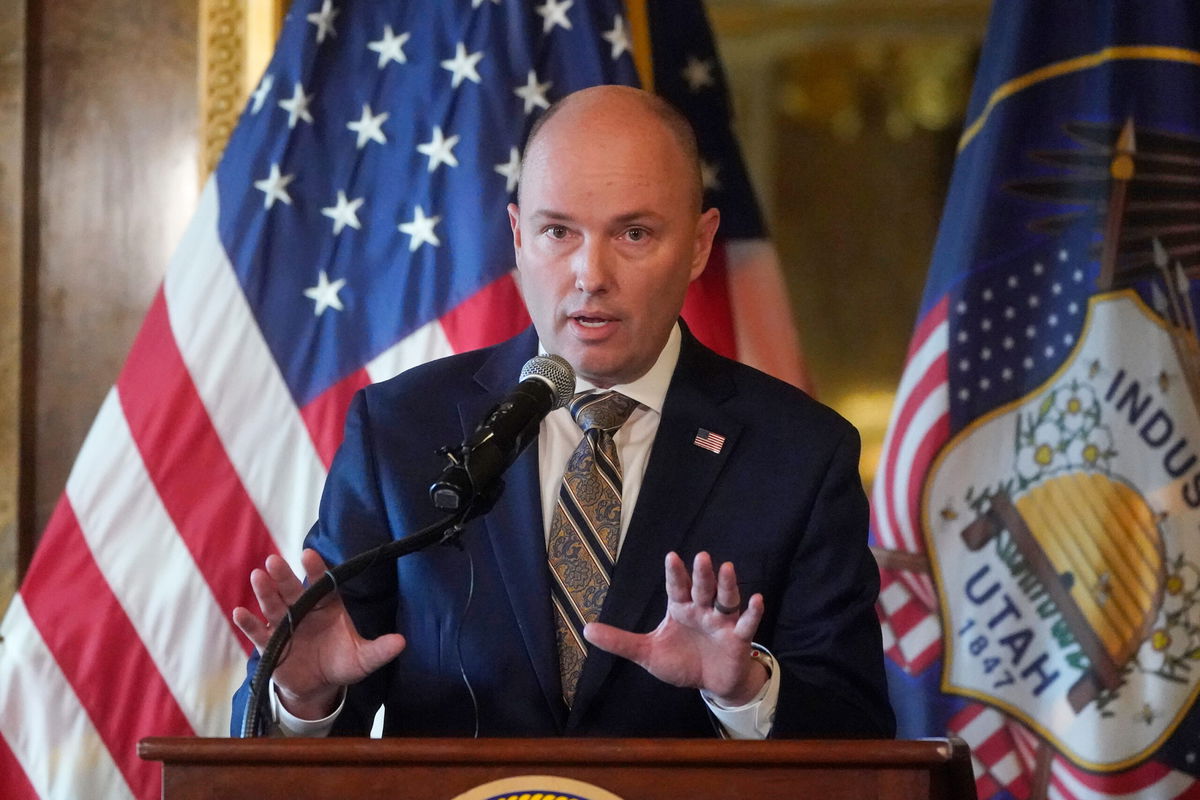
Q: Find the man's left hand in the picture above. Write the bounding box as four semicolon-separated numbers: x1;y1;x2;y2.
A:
584;551;768;706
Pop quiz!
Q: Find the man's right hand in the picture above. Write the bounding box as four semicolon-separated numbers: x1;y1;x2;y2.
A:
232;548;407;721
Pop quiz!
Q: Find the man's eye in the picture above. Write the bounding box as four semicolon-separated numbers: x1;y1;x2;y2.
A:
545;225;568;239
625;227;648;242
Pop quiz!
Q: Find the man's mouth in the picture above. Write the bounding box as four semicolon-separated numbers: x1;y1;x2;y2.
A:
570;313;616;328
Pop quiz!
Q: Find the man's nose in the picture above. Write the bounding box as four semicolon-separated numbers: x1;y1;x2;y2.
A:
573;239;612;293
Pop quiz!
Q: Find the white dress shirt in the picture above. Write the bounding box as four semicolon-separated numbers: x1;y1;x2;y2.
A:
275;324;779;737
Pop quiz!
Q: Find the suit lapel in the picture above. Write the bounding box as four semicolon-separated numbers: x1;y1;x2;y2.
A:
468;330;566;729
568;328;743;724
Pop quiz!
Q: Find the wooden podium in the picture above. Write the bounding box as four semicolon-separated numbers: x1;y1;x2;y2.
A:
140;737;976;799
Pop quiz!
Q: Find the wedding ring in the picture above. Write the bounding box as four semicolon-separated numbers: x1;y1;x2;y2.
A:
714;600;739;615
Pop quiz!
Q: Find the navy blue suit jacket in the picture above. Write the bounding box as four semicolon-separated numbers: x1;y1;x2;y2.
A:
233;325;894;738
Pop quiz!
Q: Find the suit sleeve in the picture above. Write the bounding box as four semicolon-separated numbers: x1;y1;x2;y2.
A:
769;425;896;738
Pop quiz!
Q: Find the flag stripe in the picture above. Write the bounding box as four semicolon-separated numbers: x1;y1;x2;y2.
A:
366;318;456;385
680;239;736;359
116;291;276;647
162;180;325;565
22;500;192;799
301;367;373;467
0;734;40;800
0;595;135;800
439;272;531;355
68;389;249;735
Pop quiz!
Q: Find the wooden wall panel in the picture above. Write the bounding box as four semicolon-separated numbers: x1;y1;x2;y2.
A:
29;0;199;539
0;0;27;614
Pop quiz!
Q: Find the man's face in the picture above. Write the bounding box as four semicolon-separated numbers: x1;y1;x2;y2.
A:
508;102;720;388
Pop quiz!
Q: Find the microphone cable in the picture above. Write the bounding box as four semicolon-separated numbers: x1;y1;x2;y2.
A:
453;547;481;738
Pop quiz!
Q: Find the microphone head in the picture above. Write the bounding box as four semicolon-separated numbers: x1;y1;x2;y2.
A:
520;354;575;410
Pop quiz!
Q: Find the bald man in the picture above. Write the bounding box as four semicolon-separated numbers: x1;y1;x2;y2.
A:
232;86;894;739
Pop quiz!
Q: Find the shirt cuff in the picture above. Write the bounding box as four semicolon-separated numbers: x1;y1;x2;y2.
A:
269;678;345;738
700;644;780;740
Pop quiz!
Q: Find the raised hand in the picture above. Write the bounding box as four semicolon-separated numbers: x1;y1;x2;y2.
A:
232;548;406;720
583;551;768;706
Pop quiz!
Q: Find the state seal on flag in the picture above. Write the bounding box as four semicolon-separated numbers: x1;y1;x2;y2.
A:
923;289;1200;770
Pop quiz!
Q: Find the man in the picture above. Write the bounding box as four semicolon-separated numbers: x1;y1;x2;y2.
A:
231;85;894;739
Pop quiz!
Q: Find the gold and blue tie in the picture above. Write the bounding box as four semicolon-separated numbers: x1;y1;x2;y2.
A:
548;391;640;706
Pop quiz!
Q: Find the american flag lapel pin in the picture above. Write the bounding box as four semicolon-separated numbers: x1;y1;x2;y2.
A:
693;428;726;454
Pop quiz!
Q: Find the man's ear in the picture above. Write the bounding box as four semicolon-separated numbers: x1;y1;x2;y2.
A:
689;207;721;281
507;203;522;252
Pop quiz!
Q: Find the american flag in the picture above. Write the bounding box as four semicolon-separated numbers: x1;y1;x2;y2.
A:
0;1;803;798
873;3;1200;798
692;428;726;454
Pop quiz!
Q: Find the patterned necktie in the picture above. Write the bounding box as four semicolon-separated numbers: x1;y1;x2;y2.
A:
548;390;640;707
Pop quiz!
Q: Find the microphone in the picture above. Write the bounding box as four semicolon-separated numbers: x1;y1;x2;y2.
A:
429;354;575;511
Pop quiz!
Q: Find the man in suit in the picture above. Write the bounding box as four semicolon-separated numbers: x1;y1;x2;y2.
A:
232;85;894;739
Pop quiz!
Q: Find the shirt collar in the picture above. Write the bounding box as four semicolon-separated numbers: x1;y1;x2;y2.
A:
540;322;680;416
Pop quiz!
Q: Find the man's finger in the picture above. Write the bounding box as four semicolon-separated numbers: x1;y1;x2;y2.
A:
249;567;292;624
583;621;649;665
358;633;408;674
232;606;270;653
734;593;766;640
264;554;307;606
714;560;741;615
664;552;691;603
690;551;716;607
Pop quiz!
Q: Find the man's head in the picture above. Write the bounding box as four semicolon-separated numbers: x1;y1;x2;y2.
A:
508;85;720;389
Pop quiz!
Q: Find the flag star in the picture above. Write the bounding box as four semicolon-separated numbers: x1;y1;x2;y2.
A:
495;146;521;193
307;0;339;43
1044;345;1055;358
602;15;630;60
1004;306;1015;319
1007;275;1019;288
278;82;314;128
251;74;274;113
979;377;990;390
1059;248;1069;262
956;330;968;343
681;56;715;92
304;270;346;316
253;163;295;209
368;25;410;69
1064;333;1075;345
1068;301;1079;314
958;387;970;401
536;0;574;33
1002;368;1013;381
700;160;721;191
1028;294;1040;308
321;190;364;235
956;300;967;314
1002;336;1014;350
1073;268;1083;282
980;347;992;361
1033;261;1044;275
514;70;551;114
417;126;461;171
347;104;389;149
1025;325;1037;338
1048;313;1058;326
399;206;442;251
980;318;991;331
441;42;484;88
981;288;993;301
1052;282;1062;295
1023;357;1034;369
958;358;970;372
